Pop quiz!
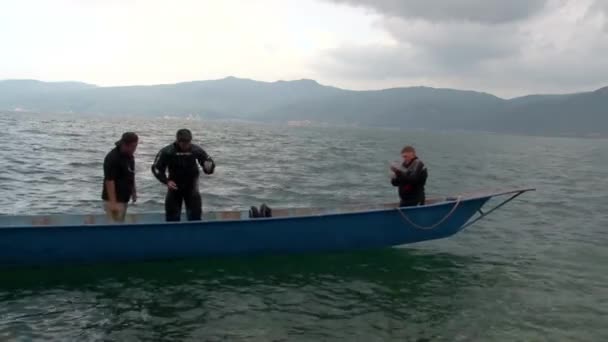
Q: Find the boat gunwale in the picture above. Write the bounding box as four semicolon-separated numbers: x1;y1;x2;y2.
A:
0;188;534;230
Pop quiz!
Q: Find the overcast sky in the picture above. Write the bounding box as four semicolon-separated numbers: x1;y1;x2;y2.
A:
1;0;607;97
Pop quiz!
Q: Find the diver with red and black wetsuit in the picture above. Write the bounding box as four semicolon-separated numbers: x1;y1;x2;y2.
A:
390;145;428;207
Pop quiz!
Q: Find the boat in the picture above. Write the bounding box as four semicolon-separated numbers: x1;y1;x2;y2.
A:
0;188;533;268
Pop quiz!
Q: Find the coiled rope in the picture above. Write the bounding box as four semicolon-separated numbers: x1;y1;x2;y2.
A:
396;196;461;230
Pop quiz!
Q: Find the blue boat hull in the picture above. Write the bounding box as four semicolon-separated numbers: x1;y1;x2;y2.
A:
0;196;494;268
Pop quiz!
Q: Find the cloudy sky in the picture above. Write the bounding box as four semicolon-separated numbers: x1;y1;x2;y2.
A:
1;0;607;97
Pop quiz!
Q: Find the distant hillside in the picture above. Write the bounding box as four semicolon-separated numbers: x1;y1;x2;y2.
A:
0;78;606;137
0;77;343;117
258;87;505;131
494;87;608;136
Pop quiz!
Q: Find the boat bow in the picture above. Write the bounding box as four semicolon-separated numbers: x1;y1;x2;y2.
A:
457;188;535;229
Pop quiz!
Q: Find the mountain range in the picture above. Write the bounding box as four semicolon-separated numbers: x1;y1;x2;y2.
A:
1;77;606;137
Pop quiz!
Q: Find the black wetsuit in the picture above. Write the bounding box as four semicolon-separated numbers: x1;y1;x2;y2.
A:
151;143;215;221
391;157;428;207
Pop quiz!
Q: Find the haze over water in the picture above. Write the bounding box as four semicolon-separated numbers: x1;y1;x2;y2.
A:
1;113;607;341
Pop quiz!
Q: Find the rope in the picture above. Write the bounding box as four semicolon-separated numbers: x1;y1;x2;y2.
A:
396;196;461;230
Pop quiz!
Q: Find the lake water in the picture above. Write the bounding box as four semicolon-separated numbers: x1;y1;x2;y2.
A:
1;113;607;341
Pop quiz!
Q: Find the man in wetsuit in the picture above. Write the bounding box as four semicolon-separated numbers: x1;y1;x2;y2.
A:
151;129;215;221
390;145;428;207
102;132;139;222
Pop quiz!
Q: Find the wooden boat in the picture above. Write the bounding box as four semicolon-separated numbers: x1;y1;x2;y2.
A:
0;188;533;268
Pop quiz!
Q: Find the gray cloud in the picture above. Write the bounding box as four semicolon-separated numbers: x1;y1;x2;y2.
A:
319;21;523;79
382;19;523;66
592;0;608;12
317;0;608;97
328;0;549;24
591;0;608;30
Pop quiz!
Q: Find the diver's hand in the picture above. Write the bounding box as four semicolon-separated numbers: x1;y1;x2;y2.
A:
203;160;215;174
167;180;178;191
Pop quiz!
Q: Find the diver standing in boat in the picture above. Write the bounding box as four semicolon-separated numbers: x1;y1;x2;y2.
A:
151;129;215;221
102;132;139;222
390;145;428;207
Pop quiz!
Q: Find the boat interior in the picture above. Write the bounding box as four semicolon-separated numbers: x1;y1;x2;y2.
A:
0;198;452;228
